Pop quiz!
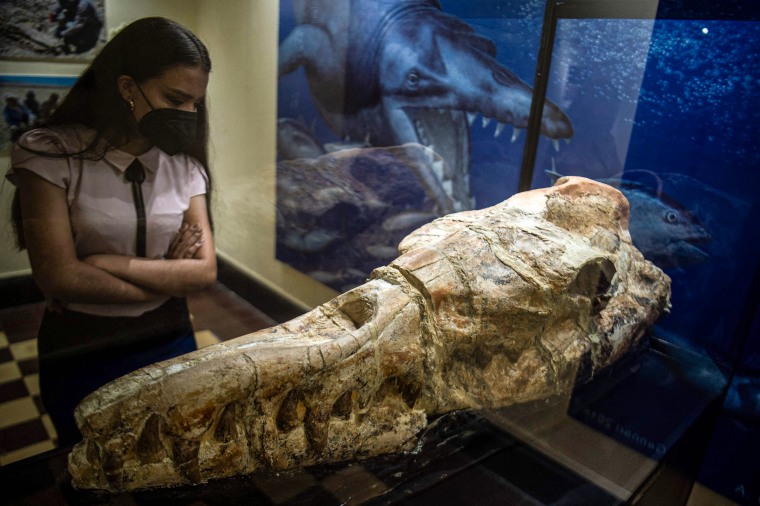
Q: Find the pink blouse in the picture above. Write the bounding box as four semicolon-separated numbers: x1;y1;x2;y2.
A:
7;126;208;317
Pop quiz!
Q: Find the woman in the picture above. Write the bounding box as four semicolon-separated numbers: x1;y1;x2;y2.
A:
6;17;216;446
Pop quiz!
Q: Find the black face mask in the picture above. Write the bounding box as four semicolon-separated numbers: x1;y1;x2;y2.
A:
135;84;199;156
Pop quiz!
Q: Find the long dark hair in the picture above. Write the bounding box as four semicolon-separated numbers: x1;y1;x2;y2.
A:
11;17;213;249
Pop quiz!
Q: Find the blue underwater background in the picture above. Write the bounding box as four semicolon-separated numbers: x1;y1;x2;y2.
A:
447;2;760;372
278;0;760;365
277;2;759;501
535;16;760;367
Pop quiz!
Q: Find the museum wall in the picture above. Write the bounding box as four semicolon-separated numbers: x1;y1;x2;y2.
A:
195;0;337;310
0;0;336;310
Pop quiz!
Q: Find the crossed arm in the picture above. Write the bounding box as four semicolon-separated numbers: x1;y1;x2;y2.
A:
16;170;217;306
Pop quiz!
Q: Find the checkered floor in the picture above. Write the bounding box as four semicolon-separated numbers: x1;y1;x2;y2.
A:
0;283;277;467
0;303;55;465
0;303;222;466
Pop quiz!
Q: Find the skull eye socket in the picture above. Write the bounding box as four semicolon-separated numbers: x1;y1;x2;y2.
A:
567;258;616;314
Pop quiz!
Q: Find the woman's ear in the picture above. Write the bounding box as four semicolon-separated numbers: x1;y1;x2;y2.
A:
117;75;135;102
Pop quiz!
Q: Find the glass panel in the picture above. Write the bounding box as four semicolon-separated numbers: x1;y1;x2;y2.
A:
698;305;760;504
275;0;548;291
439;0;547;208
623;18;760;363
520;1;760;501
532;6;760;367
269;1;759;503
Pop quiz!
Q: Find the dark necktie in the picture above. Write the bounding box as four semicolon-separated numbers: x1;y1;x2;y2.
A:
124;159;147;257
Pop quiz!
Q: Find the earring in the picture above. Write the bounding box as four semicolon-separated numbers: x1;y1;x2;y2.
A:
127;98;134;111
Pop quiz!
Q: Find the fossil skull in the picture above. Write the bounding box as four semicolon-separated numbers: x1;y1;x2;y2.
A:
68;176;670;492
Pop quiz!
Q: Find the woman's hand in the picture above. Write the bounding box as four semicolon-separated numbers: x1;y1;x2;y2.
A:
80;198;216;298
167;222;204;259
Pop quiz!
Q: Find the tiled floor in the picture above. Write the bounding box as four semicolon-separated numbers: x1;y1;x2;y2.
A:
0;282;277;466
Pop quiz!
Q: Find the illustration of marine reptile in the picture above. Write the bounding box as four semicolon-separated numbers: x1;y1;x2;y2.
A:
278;0;574;210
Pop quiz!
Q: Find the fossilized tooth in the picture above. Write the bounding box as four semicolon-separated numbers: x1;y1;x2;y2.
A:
68;177;670;492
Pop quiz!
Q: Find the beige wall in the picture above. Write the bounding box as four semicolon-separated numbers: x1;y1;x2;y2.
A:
0;0;336;309
196;0;337;310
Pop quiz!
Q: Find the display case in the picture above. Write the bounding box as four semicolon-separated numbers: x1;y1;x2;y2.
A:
4;0;758;504
526;1;760;503
272;0;758;502
524;0;760;503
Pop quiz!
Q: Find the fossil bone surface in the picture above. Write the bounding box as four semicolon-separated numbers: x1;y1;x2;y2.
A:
68;177;670;492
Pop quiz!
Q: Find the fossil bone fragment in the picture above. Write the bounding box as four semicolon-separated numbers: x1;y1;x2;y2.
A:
68;177;670;492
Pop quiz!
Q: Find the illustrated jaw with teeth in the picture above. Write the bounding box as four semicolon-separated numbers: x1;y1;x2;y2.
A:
466;112;524;143
69;177;670;493
402;107;471;212
397;95;572;215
